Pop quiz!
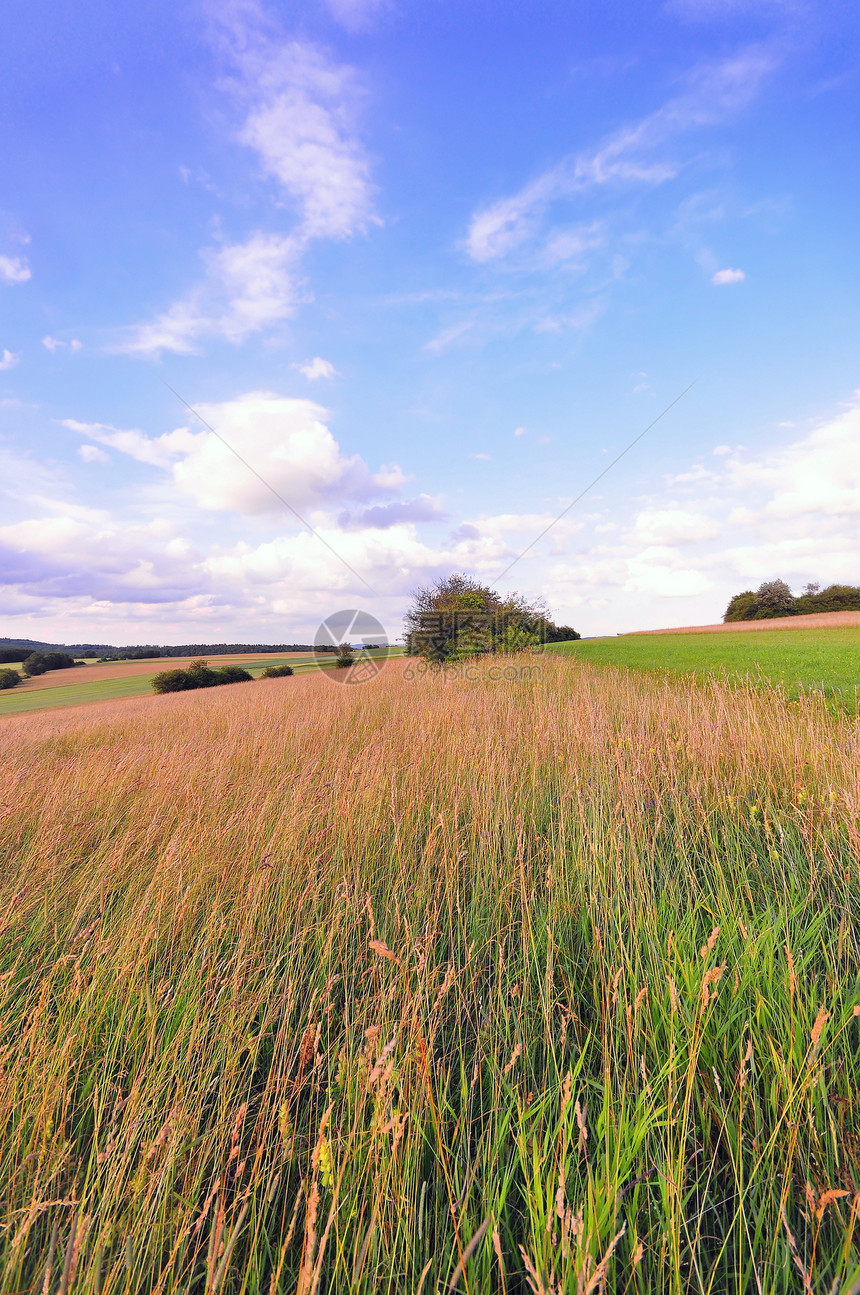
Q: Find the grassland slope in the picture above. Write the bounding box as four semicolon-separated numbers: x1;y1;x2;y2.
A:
551;626;860;713
1;657;858;1292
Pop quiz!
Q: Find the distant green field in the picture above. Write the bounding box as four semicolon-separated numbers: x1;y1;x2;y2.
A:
548;626;860;711
0;649;403;717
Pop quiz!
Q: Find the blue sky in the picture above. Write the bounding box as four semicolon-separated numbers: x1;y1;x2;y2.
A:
2;0;859;644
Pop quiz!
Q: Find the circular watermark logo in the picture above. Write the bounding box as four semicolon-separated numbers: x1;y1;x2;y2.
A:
314;608;389;685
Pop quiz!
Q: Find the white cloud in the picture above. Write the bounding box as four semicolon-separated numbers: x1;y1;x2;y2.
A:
0;255;31;285
63;418;205;469
236;47;374;240
465;48;773;263
625;547;712;597
120;12;375;357
0;349;20;371
296;356;338;381
42;335;84;353
118;232;303;356
712;267;745;284
65;392;408;516
630;508;721;545
513;426;528;437
78;444;110;464
470;452;491;460
726;397;860;519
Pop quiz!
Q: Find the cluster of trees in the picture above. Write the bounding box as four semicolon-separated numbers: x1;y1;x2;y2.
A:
21;651;77;675
260;664;294;678
724;580;860;622
151;660;254;694
404;574;579;663
0;649;78;671
0;650;78;690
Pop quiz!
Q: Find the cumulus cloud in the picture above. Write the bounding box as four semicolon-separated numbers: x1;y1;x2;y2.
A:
120;11;375;357
0;514;201;605
0;349;19;371
296;356;338;380
725;397;860;519
465;48;773;263
712;267;745;284
65;392;408;516
0;254;31;285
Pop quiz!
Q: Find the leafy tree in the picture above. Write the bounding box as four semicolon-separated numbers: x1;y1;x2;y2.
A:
404;572;569;663
724;591;757;622
0;649;26;664
335;643;355;668
754;579;795;618
0;668;20;690
261;664;294;678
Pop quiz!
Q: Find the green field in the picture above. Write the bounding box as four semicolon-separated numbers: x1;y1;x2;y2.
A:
549;626;860;712
0;650;403;717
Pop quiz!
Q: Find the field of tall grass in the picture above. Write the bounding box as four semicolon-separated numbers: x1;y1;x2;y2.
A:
2;656;859;1293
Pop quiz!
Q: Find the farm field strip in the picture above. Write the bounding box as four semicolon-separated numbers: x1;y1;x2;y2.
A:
0;648;405;716
1;655;858;1293
550;625;860;712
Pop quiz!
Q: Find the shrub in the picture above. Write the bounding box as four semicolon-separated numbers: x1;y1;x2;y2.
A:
335;644;355;668
261;664;294;678
214;665;253;684
0;668;20;690
151;669;199;694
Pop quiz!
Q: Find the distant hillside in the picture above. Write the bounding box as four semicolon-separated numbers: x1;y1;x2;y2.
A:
0;637;318;657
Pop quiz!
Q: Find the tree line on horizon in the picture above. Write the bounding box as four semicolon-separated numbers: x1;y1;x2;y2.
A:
724;579;860;622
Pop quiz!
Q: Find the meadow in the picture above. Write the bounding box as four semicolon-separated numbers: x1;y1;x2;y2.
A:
1;655;859;1294
551;626;860;714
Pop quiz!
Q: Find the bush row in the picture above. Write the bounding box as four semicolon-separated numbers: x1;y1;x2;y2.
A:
151;660;295;694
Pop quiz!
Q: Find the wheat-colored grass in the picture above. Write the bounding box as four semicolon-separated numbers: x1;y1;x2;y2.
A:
1;657;858;1293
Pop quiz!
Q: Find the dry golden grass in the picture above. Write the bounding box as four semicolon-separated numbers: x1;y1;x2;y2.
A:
626;609;860;634
1;657;859;1293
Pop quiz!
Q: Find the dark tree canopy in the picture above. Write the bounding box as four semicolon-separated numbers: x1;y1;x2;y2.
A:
21;651;76;676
